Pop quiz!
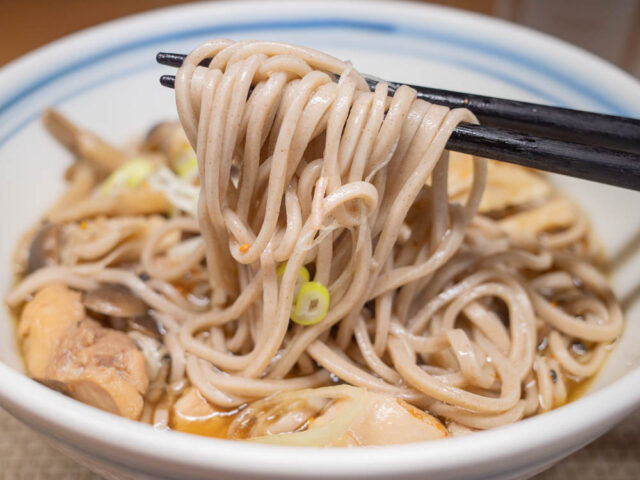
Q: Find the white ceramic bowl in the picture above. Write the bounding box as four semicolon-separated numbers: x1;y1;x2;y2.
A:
1;2;639;479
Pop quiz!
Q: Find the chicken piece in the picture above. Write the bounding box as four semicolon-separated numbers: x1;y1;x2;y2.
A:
498;196;576;238
18;284;84;376
19;284;149;419
448;152;551;213
310;391;448;446
171;387;235;438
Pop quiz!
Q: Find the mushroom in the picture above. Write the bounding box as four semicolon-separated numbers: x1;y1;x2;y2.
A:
43;108;126;176
83;284;148;317
142;122;196;176
26;223;62;274
143;122;178;153
127;315;165;339
82;284;164;338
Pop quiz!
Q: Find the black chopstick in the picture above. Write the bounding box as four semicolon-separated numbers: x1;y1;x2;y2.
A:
157;53;640;153
448;124;640;191
156;53;640;191
380;82;640;154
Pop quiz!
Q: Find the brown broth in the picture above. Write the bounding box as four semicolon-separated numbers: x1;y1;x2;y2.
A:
11;292;615;441
7;212;618;441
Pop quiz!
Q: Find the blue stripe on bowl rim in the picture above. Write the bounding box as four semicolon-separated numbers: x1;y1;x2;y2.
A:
0;16;635;149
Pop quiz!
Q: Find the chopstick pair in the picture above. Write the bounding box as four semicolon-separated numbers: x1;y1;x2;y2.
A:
156;52;640;191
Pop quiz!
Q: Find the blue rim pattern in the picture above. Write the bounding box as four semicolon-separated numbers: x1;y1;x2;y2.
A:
0;17;634;149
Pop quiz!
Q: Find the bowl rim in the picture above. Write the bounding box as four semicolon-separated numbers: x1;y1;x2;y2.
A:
1;0;639;477
3;355;640;477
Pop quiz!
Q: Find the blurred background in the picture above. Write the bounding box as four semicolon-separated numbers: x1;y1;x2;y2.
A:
1;0;639;78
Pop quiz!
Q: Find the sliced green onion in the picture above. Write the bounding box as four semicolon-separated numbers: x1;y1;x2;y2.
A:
291;281;330;326
100;158;154;195
173;150;198;181
276;263;310;299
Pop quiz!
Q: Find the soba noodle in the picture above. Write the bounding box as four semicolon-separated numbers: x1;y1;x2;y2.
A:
8;40;623;443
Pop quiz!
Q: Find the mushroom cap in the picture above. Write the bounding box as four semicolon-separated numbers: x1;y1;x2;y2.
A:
27;223;62;274
83;284;148;318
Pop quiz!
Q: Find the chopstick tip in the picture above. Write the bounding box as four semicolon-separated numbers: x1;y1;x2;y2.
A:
159;75;175;89
156;52;187;67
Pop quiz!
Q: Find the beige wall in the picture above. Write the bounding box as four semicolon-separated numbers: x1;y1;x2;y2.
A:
496;0;640;78
1;0;638;78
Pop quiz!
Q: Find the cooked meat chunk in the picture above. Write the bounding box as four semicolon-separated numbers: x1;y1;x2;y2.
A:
311;391;448;446
448;152;550;213
498;197;576;238
19;284;149;419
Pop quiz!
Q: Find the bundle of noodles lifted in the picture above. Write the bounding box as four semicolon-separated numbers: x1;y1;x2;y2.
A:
8;40;623;446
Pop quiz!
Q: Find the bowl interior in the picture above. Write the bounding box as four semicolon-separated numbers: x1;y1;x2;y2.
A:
0;0;639;472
